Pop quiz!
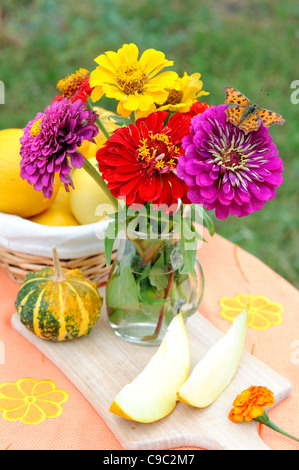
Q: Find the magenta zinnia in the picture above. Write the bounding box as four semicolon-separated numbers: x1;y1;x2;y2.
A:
20;98;99;198
96;111;191;211
177;104;283;219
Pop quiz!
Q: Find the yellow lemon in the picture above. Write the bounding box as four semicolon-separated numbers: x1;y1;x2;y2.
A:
0;129;60;218
70;157;115;225
77;107;119;160
30;184;79;226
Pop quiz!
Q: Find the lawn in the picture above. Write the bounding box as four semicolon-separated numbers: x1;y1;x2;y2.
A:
1;0;298;287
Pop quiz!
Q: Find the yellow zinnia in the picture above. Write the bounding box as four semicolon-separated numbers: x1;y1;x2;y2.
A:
89;43;178;117
157;72;209;113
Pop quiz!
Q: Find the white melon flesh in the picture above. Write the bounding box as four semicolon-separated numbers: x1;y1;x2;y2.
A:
177;309;247;408
110;312;191;423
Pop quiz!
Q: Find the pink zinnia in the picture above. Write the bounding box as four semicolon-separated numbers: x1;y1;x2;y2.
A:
177;104;283;219
20;98;98;198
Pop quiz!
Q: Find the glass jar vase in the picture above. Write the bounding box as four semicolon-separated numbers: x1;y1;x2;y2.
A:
106;229;204;346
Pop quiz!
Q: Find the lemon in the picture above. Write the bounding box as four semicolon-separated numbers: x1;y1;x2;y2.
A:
0;129;60;218
30;184;79;226
77;107;119;160
70;157;115;225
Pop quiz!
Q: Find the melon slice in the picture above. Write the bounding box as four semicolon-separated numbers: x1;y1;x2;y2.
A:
110;312;191;423
177;309;247;408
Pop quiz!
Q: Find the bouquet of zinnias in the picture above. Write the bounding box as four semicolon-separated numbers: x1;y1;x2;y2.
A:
19;43;285;342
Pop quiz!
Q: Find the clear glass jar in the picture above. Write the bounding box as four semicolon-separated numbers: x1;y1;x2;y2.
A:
106;229;204;346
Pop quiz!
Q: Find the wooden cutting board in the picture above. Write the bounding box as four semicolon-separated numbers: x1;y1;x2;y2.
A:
11;290;291;451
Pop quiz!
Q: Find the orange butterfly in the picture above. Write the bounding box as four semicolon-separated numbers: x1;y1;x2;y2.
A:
224;87;286;134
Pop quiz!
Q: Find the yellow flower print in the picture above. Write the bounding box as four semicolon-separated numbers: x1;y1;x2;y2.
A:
219;294;284;330
0;378;69;425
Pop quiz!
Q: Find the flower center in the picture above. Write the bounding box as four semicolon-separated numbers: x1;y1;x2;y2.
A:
116;62;148;94
57;68;89;98
30;118;42;137
222;150;242;167
137;133;180;173
164;88;184;105
24;395;35;404
218;147;248;179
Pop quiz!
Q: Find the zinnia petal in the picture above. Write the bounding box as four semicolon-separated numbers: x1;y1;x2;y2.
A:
96;111;191;211
177;105;283;219
20;99;99;197
90;45;177;117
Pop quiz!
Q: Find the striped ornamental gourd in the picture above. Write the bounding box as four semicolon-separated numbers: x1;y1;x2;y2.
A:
15;247;103;341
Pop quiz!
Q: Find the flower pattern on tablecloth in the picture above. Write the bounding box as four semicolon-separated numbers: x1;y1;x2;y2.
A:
0;378;69;424
219;294;284;330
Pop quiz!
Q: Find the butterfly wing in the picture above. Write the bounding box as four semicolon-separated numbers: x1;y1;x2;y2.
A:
256;108;286;127
224;87;285;133
224;87;251;107
238;113;261;134
225;105;244;126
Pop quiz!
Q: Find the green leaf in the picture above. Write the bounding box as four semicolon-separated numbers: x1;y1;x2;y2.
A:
104;212;131;265
106;114;131;127
202;208;215;236
106;265;139;310
180;236;197;278
164;303;175;327
175;271;189;286
186;204;215;238
104;220;118;266
149;268;169;290
148;254;168;290
172;208;197;278
135;263;152;283
182;217;198;248
140;285;165;305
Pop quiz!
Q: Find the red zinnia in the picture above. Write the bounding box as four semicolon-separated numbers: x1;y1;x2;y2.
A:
185;101;210;118
96;111;192;211
77;75;94;100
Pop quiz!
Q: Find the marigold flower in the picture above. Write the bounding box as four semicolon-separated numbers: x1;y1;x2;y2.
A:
229;385;299;443
177;104;283;219
20;98;99;198
96;111;191;211
229;386;274;423
89;43;178;117
52;68;94;103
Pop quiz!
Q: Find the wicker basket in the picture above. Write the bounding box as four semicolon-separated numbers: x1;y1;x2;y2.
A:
0;244;115;286
0;212;116;286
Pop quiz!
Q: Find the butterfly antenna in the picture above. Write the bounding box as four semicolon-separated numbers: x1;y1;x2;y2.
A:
255;88;263;104
256;88;271;104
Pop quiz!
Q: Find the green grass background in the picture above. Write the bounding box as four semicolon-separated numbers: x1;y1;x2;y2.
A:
1;0;298;287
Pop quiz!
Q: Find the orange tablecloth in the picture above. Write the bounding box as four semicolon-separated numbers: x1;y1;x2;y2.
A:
0;231;298;450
